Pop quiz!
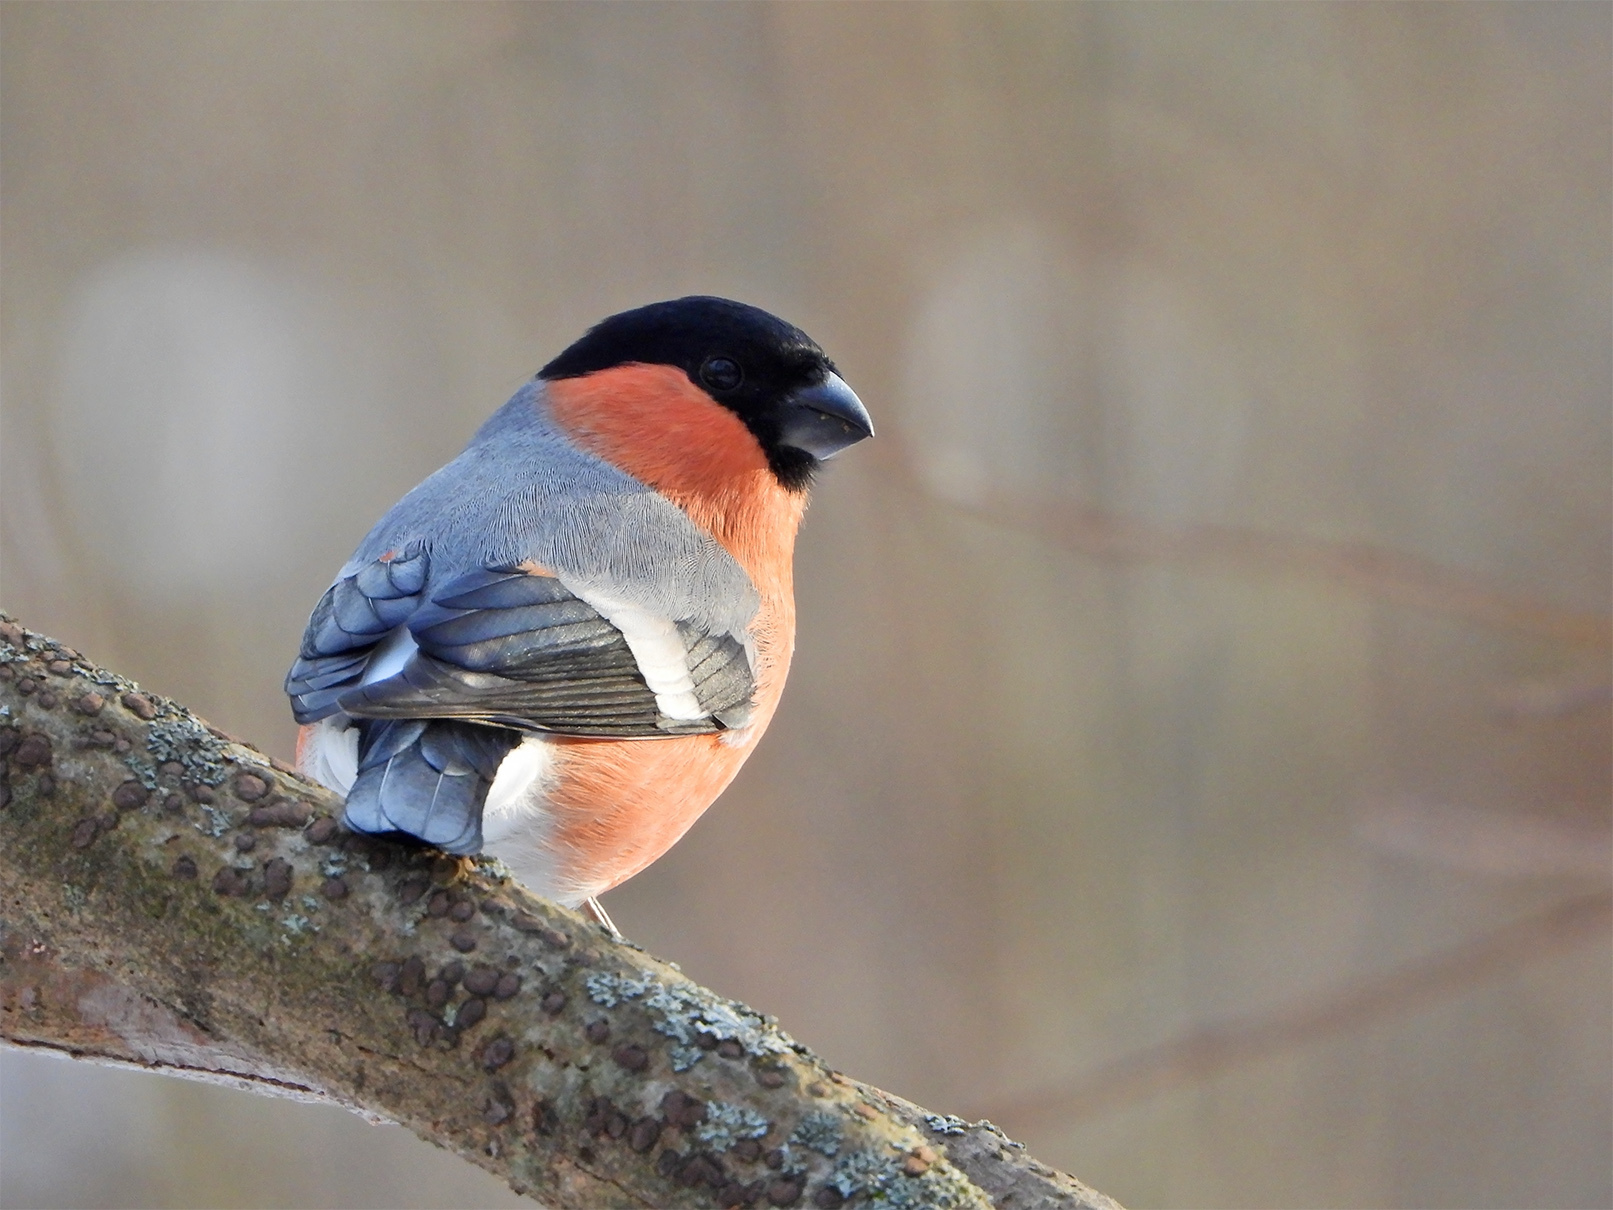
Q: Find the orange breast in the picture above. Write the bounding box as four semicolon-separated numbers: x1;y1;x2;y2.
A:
540;366;808;896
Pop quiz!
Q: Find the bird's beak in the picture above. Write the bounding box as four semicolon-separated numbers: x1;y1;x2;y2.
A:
776;372;874;460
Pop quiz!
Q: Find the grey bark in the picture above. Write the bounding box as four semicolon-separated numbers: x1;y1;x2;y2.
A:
0;614;1120;1210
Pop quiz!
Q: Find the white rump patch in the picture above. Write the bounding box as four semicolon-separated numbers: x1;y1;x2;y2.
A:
482;735;573;903
300;716;359;795
482;736;558;844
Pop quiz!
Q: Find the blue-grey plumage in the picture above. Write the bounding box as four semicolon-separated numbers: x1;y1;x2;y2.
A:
287;380;766;866
288;383;761;729
342;383;759;642
288;296;872;907
342;719;515;854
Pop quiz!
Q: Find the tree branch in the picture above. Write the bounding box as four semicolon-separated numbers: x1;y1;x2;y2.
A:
0;614;1119;1210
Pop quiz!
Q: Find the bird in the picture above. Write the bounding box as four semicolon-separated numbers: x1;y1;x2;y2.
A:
285;296;872;931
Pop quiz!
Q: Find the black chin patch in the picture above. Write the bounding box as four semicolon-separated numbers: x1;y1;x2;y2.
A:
768;446;819;493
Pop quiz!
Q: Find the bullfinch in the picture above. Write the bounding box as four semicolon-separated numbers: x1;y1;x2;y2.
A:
286;297;872;927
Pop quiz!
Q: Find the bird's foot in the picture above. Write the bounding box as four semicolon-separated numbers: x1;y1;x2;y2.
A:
583;896;623;941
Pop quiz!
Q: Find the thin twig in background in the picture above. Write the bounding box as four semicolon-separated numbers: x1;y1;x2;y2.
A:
919;481;1611;651
887;469;1612;1133
978;892;1611;1132
1356;795;1613;880
1491;671;1613;721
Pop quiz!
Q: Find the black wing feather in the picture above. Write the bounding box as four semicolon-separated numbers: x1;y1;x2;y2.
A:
286;546;432;719
288;556;755;738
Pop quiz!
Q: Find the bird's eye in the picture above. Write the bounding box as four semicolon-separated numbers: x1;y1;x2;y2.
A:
699;356;743;392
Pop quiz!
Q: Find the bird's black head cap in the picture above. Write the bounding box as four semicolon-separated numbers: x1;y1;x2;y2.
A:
539;296;871;491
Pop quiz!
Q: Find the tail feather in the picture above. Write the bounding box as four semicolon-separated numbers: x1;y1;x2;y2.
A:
343;719;519;855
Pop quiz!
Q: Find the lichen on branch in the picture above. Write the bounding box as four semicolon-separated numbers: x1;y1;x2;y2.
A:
0;613;1119;1210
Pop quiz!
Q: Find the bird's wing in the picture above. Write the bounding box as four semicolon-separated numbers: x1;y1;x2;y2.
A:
286;382;760;738
286;543;432;721
286;554;755;739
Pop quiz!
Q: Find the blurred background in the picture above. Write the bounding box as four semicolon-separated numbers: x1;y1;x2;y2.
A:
2;4;1608;1208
